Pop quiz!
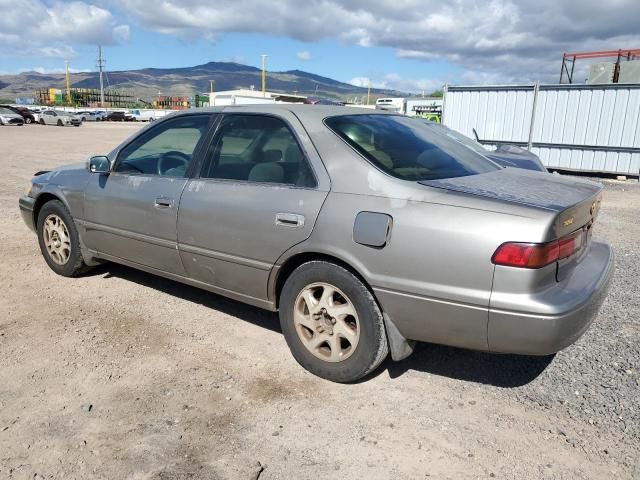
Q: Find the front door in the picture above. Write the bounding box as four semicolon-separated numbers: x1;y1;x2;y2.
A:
83;113;214;275
177;112;330;305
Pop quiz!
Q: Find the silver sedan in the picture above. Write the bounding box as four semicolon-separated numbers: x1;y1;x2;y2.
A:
18;105;614;382
39;110;81;127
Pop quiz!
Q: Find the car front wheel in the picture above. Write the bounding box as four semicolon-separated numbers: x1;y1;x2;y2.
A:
279;261;388;382
36;200;90;277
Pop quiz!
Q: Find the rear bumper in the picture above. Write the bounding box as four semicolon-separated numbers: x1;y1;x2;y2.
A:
19;196;36;232
488;241;614;355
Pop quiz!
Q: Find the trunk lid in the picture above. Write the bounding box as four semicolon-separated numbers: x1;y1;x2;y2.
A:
420;168;602;236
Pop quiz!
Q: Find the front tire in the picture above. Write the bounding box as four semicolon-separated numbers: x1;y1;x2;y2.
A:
36;200;90;277
25;117;32;124
279;261;388;382
57;119;63;126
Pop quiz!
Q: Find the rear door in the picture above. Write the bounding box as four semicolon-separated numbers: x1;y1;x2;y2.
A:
177;112;330;305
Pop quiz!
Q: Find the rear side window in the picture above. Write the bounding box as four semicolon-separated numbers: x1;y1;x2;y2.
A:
325;114;499;181
201;114;316;187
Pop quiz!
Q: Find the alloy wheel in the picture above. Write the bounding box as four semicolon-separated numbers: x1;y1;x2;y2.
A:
43;214;71;265
293;282;360;362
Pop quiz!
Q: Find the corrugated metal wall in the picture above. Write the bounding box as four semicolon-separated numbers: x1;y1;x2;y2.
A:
443;84;640;176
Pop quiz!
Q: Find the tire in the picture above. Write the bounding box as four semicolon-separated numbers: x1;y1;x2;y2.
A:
25;117;33;124
279;261;388;382
36;200;90;277
57;119;63;126
39;119;45;125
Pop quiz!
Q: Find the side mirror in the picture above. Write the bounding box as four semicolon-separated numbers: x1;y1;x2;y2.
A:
88;156;111;174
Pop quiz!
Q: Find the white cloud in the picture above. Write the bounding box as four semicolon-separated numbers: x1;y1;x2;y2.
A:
226;55;246;64
117;0;640;84
350;74;444;94
296;50;311;61
0;0;129;58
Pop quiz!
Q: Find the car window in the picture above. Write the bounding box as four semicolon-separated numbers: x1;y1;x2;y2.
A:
114;115;211;177
0;107;14;114
325;114;500;181
201;114;315;187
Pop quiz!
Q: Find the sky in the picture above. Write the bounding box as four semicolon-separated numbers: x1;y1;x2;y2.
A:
0;0;639;93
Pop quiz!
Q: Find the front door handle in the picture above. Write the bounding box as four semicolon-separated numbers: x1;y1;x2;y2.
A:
154;196;174;208
275;213;305;228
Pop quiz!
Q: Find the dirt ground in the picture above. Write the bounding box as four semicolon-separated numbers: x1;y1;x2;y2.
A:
1;122;639;479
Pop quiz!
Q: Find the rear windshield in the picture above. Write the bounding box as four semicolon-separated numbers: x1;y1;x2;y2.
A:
325;114;500;181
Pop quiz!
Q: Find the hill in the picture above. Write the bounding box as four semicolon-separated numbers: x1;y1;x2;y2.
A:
0;61;406;103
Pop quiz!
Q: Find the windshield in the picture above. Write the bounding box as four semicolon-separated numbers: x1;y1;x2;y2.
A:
325;114;499;181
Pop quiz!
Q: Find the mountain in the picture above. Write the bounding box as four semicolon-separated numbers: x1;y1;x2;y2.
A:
0;61;406;103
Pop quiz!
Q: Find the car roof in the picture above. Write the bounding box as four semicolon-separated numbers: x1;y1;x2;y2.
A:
176;104;392;123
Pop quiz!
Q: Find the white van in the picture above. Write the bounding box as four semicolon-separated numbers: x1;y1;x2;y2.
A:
128;109;169;122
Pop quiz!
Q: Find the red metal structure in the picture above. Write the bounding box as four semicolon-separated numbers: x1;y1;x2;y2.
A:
560;49;640;84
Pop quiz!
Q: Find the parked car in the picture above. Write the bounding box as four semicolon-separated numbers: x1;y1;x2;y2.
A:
104;111;133;122
0;105;36;124
128;109;167;122
39;110;81;127
0;107;24;125
75;111;99;122
94;111;107;121
419;120;547;172
18;106;614;382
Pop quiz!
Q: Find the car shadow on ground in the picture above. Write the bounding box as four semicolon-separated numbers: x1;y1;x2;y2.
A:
383;343;554;388
87;262;553;387
89;262;282;334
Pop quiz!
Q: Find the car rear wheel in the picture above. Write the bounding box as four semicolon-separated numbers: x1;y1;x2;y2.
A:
57;119;63;126
36;200;90;277
279;261;388;382
39;119;45;125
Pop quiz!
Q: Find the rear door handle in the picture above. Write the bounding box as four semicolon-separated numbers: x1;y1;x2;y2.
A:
154;196;174;208
275;213;305;228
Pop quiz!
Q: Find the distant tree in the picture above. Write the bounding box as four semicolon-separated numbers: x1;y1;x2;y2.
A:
430;90;443;98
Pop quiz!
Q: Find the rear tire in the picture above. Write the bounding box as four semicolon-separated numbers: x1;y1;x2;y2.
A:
57;119;63;126
36;200;90;277
279;261;388;382
39;119;45;125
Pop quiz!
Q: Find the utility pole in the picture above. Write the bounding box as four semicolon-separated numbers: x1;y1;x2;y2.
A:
367;79;371;105
210;80;215;106
97;45;105;107
65;60;72;104
260;54;268;97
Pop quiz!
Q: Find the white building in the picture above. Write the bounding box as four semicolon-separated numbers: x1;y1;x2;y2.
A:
204;89;307;107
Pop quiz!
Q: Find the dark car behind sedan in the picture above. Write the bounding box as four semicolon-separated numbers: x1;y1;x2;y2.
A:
0;105;35;124
105;111;133;122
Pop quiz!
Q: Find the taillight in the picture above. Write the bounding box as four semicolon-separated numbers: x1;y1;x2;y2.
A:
492;230;584;269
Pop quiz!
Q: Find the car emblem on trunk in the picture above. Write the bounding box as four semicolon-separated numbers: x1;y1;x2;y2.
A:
590;201;598;216
563;217;574;227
